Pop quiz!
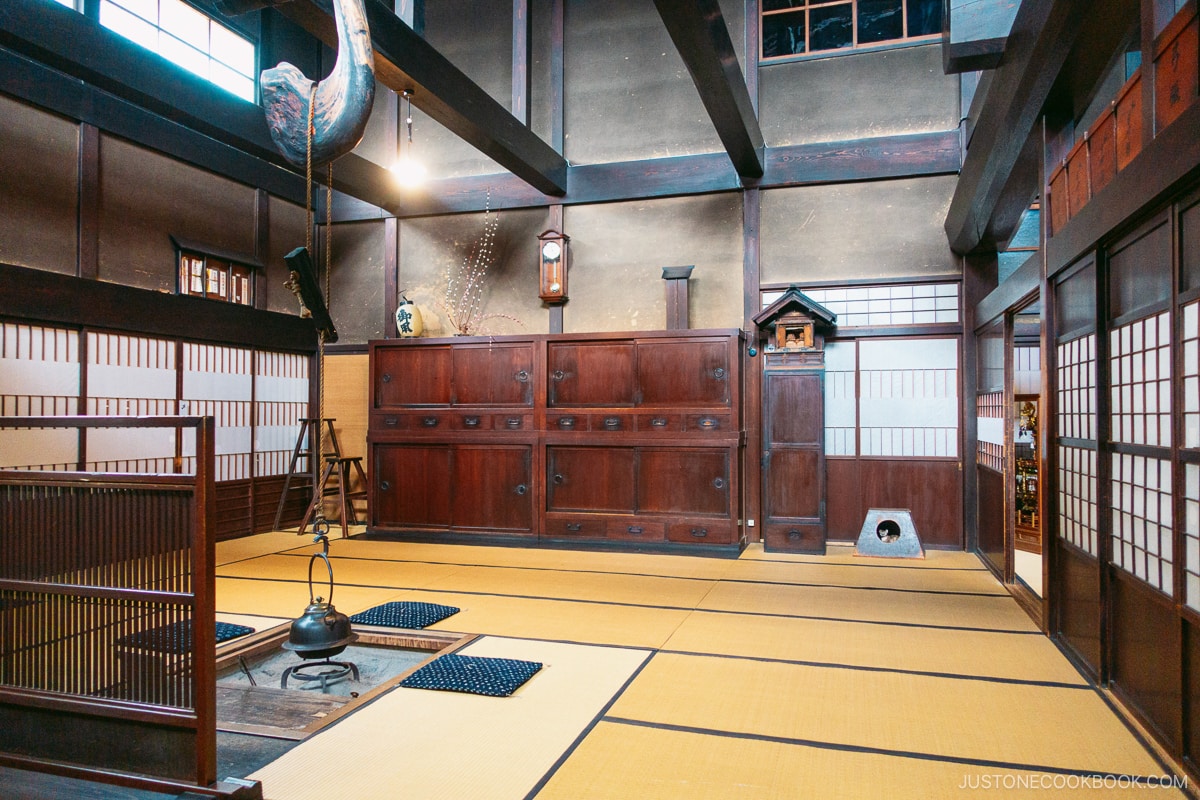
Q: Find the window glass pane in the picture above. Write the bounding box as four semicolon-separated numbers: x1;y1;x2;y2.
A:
763;0;806;9
858;0;902;44
162;34;212;80
763;10;806;58
809;3;853;51
211;23;255;77
53;0;79;9
210;62;255;102
100;1;160;51
905;0;943;37
159;0;209;50
107;0;158;23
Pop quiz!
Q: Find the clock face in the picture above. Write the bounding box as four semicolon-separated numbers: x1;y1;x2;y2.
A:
541;240;562;261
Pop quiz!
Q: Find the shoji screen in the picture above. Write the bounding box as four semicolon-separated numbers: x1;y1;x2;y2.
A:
254;350;309;478
181;343;252;481
86;331;176;472
0;322;79;470
858;338;958;457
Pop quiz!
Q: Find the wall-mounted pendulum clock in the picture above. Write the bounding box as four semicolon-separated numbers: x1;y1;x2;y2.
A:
537;229;569;303
751;287;837;554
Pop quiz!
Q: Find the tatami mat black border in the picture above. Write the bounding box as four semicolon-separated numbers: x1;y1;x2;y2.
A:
215;574;1042;636
603;716;1171;783
521;651;657;800
655;648;1092;690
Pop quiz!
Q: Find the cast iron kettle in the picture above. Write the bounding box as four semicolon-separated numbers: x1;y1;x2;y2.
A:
283;519;357;659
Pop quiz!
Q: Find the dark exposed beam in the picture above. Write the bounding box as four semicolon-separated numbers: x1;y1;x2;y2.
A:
0;262;318;352
0;0;398;209
275;0;567;195
944;0;1090;254
333;130;961;220
652;0;764;178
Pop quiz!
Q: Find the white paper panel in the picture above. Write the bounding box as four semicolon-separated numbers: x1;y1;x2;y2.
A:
859;338;958;371
977;416;1005;445
0;429;79;469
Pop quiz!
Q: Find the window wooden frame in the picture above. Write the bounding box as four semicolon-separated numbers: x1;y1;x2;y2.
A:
760;0;943;63
174;238;260;307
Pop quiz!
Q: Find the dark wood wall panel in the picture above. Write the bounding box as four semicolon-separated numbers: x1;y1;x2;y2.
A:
1057;541;1102;676
1187;617;1200;772
1111;569;1182;750
825;458;862;539
976;465;1004;572
824;459;962;547
214;479;253;541
0;94;79;273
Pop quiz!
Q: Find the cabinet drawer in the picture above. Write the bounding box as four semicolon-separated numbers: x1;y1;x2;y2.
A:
667;521;735;545
684;414;730;433
371;412;452;431
495;414;532;431
543;516;606;539
591;414;630;432
636;414;680;432
763;523;824;553
548;413;587;431
606;519;666;541
450;413;492;431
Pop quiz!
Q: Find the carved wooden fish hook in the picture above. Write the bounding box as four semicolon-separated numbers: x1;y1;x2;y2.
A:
260;0;376;166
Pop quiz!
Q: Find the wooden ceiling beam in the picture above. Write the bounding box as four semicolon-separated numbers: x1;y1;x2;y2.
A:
652;0;764;178
944;0;1090;255
275;0;568;196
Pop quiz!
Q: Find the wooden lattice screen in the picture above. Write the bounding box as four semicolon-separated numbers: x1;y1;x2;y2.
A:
0;416;230;794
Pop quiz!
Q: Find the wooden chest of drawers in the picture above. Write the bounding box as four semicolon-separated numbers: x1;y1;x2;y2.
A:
367;329;745;555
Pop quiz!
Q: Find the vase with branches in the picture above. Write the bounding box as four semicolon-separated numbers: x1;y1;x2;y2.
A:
437;199;523;335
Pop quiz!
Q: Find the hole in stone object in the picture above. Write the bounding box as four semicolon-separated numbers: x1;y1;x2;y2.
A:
876;520;901;543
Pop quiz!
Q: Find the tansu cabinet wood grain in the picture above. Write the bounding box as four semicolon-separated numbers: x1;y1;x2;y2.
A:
367;330;746;555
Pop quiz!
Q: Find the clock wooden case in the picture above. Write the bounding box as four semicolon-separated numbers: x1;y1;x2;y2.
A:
537;229;569;303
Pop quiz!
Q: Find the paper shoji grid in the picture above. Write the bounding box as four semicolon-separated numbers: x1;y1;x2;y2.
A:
182;343;253;481
762;283;960;328
1058;445;1098;556
1111;452;1174;595
1056;334;1096;441
1013;346;1040;396
1184;300;1199;448
0;322;81;470
1109;312;1171;448
976;391;1004;471
824;367;856;455
1186;463;1200;611
86;332;178;473
254;351;310;477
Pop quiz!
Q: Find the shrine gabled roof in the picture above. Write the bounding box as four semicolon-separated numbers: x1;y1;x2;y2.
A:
751;286;837;329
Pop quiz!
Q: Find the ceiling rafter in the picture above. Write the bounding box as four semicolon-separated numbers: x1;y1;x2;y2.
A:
651;0;764;179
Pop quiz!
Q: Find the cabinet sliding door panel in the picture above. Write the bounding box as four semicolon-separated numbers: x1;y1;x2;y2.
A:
452;445;533;532
452;344;534;406
638;448;730;515
546;446;636;512
547;343;636;407
637;340;730;406
375;347;452;407
374;444;452;527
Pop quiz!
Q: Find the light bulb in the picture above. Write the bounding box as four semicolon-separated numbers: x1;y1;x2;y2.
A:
391;157;427;188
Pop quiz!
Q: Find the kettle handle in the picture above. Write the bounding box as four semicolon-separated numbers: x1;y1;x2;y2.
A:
307;519;335;606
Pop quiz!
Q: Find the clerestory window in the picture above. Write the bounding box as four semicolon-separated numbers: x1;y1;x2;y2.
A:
762;0;943;62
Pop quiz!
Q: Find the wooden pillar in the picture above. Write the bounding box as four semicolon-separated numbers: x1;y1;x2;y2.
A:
662;265;694;330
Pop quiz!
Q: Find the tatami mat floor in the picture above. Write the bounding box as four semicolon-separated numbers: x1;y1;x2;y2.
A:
215;530;1187;798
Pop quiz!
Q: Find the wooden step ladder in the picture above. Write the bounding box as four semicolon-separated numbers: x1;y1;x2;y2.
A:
298;455;369;538
273;418;340;532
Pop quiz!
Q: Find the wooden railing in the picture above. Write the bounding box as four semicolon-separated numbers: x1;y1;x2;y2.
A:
0;417;259;798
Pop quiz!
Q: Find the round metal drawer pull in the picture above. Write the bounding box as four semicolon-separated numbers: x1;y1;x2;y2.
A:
557;417;576;429
650;417;668;428
627;526;644;535
698;417;719;430
515;484;527;495
515;370;529;382
379;481;390;491
552;370;566;381
463;416;480;427
712;367;726;379
506;418;522;429
421;416;439;427
553;473;565;485
787;529;802;539
384;417;398;426
604;417;621;430
713;477;726;490
690;528;708;538
381;374;392;383
566;522;583;532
